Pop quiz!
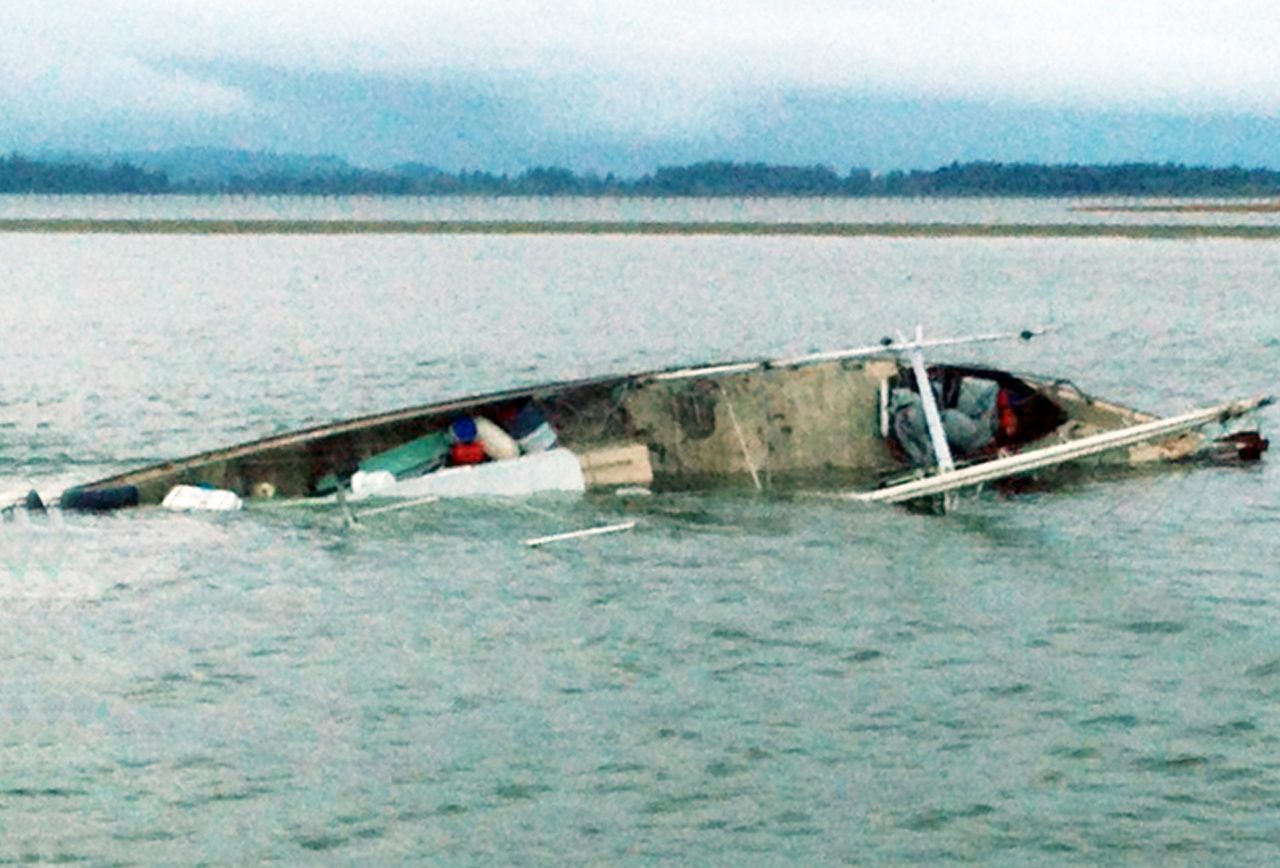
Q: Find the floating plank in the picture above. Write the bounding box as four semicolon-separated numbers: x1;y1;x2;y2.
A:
524;520;639;548
847;395;1271;505
357;495;442;519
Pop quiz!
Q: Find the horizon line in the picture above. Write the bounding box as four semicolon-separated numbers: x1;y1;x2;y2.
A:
10;150;1280;177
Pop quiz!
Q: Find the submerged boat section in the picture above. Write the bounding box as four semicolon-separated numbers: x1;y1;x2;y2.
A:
583;357;902;487
51;332;1270;512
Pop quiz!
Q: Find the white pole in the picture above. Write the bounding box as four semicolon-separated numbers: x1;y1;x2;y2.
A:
879;378;891;439
653;326;1054;382
903;326;957;511
769;326;1054;368
905;326;955;475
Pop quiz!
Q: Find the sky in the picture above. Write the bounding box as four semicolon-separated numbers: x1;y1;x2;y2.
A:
4;1;1280;173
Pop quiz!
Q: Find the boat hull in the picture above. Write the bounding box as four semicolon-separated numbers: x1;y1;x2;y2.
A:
59;353;1259;509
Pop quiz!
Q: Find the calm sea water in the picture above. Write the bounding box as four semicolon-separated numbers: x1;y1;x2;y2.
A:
3;192;1280;227
1;197;1278;863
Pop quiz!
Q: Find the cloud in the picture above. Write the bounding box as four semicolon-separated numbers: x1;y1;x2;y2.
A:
0;16;251;128
115;1;1278;113
3;2;1278;160
14;3;1280;103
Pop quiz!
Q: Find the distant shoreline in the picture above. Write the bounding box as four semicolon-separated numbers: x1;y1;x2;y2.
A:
1073;203;1280;213
7;155;1280;198
2;219;1278;239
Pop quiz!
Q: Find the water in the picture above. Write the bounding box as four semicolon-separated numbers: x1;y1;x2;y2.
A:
1;197;1279;863
3;193;1280;227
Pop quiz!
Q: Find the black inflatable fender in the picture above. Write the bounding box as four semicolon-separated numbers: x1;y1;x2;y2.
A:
60;485;141;512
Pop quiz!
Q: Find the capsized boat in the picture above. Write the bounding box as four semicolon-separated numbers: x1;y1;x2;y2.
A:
50;328;1270;512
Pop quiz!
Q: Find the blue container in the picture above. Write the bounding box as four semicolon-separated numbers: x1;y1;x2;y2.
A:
450;417;478;444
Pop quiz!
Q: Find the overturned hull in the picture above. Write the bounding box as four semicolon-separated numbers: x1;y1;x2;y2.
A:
57;348;1267;510
64;356;900;506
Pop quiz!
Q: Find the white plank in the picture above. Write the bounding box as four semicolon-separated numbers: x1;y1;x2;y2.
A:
847;395;1271;504
358;495;441;518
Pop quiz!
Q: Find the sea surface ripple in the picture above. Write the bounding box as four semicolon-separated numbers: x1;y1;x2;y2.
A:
1;196;1278;863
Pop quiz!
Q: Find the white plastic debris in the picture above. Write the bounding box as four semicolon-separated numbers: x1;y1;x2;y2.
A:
350;469;397;497
352;449;585;500
473;416;520;460
162;485;243;512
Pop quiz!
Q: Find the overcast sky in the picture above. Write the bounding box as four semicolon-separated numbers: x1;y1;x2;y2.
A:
4;1;1279;172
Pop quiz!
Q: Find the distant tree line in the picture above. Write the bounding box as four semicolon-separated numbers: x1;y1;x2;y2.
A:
5;153;1280;197
0;155;168;194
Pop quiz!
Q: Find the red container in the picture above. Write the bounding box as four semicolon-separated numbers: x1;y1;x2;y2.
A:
449;441;487;466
